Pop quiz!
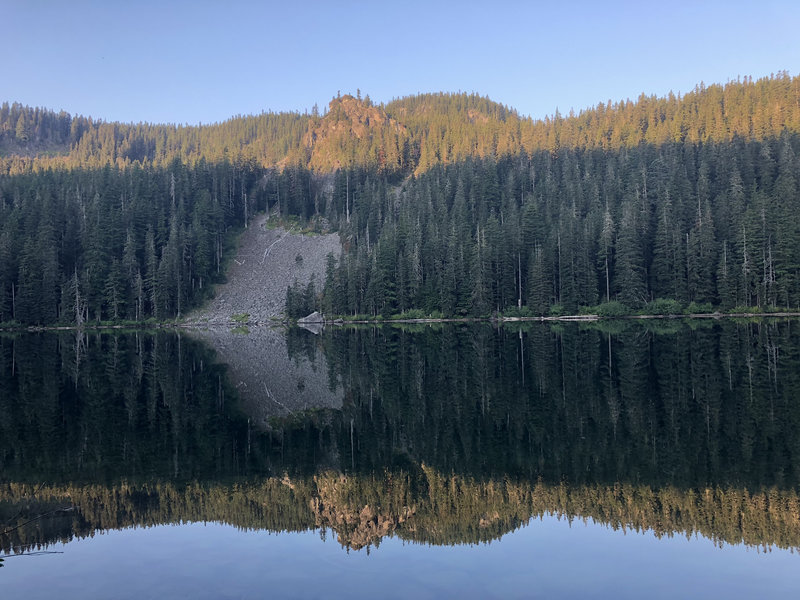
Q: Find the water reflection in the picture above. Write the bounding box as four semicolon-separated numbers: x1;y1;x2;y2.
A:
186;326;342;429
6;521;797;600
1;320;799;557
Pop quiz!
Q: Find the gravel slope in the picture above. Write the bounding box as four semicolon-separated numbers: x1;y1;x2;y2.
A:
189;214;341;324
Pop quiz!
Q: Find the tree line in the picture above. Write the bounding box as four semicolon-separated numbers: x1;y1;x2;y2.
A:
5;474;799;555
321;134;800;317
3;72;799;176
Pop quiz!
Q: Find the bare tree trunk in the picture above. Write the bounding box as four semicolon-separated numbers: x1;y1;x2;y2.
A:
346;171;350;224
73;270;84;328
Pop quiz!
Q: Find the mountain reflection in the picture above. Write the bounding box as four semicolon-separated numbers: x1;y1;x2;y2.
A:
1;320;799;553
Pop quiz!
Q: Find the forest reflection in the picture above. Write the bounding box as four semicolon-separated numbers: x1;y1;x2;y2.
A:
1;320;799;553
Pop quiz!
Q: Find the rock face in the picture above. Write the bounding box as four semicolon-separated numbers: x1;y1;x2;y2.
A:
303;94;406;172
189;215;341;324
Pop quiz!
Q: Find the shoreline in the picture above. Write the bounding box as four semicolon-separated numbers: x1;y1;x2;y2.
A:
3;312;800;333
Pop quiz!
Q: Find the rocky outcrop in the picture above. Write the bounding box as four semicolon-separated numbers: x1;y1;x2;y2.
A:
303;95;406;172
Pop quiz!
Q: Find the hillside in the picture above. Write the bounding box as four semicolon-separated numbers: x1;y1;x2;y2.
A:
1;73;800;325
4;73;799;176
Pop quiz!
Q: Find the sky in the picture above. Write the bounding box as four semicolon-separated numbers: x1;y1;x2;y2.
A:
3;0;799;125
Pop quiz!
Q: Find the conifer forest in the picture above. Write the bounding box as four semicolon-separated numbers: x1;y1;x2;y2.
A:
1;73;800;324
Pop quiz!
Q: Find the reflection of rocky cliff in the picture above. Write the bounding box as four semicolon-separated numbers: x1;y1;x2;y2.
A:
188;327;342;429
308;472;418;550
4;469;800;556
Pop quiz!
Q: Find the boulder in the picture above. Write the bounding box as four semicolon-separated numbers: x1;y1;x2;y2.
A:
297;311;324;324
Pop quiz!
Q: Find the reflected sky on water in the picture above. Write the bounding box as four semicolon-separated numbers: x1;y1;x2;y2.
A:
3;516;798;599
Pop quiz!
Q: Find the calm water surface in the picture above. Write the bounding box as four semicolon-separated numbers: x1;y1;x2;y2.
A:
1;321;799;597
3;519;798;599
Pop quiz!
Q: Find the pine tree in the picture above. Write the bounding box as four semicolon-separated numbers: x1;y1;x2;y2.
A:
614;201;648;307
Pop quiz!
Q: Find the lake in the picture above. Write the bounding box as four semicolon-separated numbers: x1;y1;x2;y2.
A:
1;320;799;597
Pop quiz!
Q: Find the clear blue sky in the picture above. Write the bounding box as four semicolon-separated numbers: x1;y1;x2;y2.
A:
3;0;799;125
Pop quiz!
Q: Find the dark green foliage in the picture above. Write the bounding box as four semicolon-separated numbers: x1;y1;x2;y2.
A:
589;301;630;317
300;320;800;490
642;298;683;315
686;301;714;314
285;275;319;319
3;321;799;491
0;332;257;482
323;135;800;316
0;161;272;323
